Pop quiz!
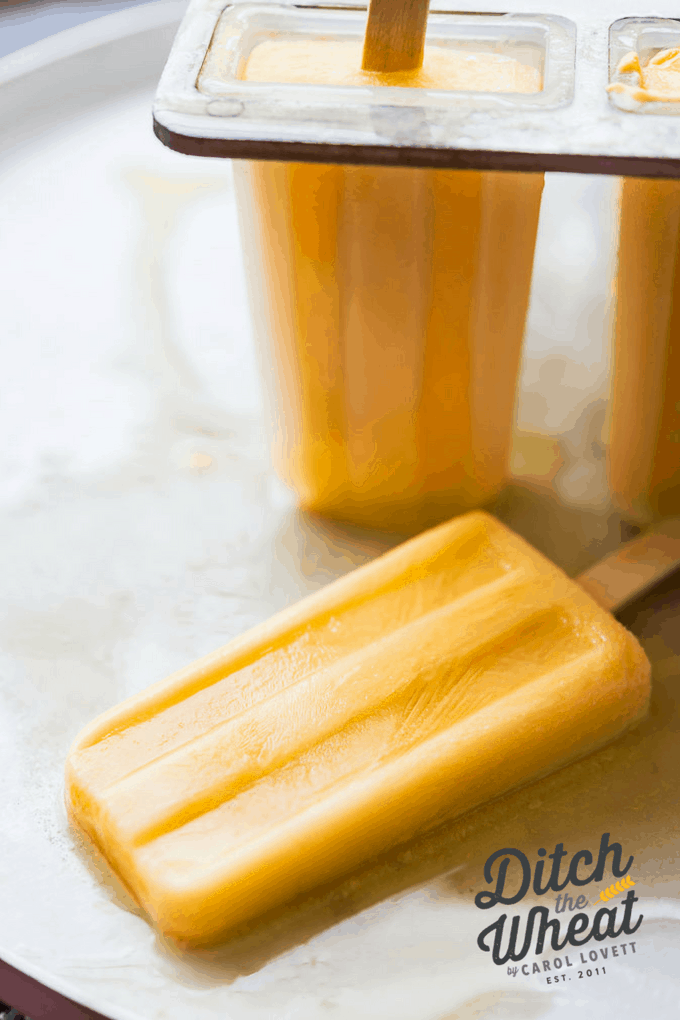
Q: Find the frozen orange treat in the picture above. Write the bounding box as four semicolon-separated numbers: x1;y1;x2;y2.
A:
233;40;544;533
608;47;680;104
243;39;541;91
608;174;680;520
65;512;650;945
606;51;680;519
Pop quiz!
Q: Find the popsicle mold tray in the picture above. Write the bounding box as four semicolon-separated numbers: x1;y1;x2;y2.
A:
154;0;680;174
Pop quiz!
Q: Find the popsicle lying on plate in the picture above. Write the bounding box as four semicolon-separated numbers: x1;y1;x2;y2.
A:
65;512;651;945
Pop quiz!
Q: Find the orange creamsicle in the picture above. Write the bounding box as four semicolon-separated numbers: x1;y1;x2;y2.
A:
609;174;680;520
606;49;680;519
232;41;544;533
65;512;650;945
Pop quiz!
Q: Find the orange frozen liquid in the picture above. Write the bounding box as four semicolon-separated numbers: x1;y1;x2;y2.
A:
235;41;544;532
66;511;650;944
607;51;680;519
609;179;680;519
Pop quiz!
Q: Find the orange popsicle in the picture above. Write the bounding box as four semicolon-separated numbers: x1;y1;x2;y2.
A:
609;174;680;520
66;512;650;945
233;41;544;533
607;49;680;519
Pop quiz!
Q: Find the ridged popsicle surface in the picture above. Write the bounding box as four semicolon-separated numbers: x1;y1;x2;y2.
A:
65;513;650;944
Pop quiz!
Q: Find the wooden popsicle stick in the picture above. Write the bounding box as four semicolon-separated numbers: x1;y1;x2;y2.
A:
361;0;431;73
576;518;680;614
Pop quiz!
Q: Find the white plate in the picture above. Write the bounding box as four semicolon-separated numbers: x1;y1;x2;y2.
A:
0;7;678;1018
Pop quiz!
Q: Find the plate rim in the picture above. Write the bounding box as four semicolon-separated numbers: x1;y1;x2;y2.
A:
0;8;185;1016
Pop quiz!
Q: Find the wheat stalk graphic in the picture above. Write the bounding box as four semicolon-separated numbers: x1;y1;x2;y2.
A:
592;875;635;904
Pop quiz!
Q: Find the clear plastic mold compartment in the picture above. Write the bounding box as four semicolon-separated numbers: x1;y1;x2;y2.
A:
198;5;576;120
609;17;680;114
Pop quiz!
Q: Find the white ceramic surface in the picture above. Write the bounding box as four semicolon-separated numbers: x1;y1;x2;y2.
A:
0;8;678;1019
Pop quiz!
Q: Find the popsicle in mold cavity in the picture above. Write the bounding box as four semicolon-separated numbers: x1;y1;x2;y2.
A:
65;512;650;945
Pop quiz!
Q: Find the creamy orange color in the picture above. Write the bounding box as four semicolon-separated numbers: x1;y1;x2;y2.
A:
608;175;680;519
66;512;650;945
244;39;542;92
234;41;544;532
608;47;680;103
606;49;680;518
